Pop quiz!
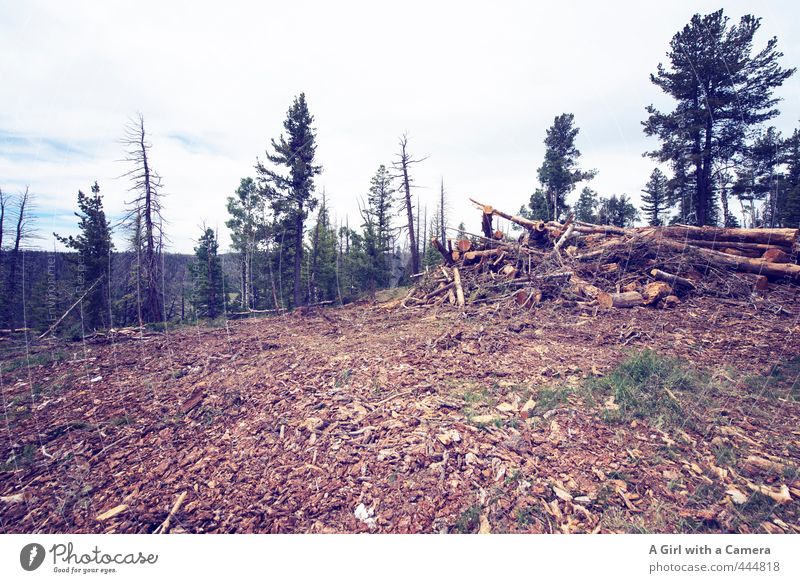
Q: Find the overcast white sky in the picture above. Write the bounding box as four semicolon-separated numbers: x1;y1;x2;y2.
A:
1;0;799;252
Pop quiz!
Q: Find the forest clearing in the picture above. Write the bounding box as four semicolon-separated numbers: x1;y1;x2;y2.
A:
1;221;799;533
2;3;800;555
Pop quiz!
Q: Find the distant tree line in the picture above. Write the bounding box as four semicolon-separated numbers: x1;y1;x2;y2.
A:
2;8;799;335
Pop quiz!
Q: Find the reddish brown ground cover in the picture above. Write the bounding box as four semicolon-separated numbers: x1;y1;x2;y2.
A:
1;292;799;533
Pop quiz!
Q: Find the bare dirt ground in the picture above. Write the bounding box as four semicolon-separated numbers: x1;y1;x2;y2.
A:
1;291;799;534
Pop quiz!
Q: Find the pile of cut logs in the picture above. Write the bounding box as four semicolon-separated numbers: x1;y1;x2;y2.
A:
400;199;799;310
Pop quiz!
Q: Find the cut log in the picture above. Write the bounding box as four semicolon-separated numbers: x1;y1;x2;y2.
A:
597;291;643;309
558;221;627;236
456;239;472;253
661;295;680;308
650;269;697;291
431;238;454;266
719;247;758;258
654;237;800;280
514;288;542;309
500;264;517;278
687;239;789;254
641;281;672;305
762;248;791;263
452;267;465;307
553;220;576;253
650;224;798;247
570;276;601;300
464;248;502;261
471;198;546;232
493;230;504;240
481;212;494;239
754;275;769;291
423;282;455;301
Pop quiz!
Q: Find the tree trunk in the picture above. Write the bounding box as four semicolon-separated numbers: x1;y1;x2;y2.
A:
452;267;465;307
597;291;643;308
294;209;303;307
400;155;419;274
650;225;798;247
649;269;696;292
655;237;800;280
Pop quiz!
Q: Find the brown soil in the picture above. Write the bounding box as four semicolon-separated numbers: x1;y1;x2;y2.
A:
1;292;799;534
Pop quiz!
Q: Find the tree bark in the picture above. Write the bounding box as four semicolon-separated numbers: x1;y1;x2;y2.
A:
649;225;798;247
649;269;697;291
294;210;303;307
452;267;465;307
655;237;800;280
762;248;791;263
597;291;643;308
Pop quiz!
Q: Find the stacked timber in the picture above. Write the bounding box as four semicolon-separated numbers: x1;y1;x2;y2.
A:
399;198;799;310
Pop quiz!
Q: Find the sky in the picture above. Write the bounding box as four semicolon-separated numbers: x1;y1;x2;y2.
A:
1;0;799;253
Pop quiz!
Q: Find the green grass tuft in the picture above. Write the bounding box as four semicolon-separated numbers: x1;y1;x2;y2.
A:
587;350;702;427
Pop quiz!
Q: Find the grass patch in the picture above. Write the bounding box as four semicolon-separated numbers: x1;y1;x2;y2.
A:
515;504;550;530
0;442;38;472
713;443;737;467
452;504;482;534
599;508;652;533
1;350;67;375
743;356;800;401
731;491;779;532
532;386;573;413
334;368;352;387
587;350;705;428
107;414;133;427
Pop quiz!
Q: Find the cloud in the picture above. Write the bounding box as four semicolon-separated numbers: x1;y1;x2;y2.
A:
1;0;798;251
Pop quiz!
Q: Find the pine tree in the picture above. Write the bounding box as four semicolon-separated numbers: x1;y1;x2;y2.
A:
536;113;597;221
364;164;395;286
191;227;224;319
523;188;551;221
226;177;263;309
309;195;338;301
54;181;113;330
735;127;786;227
256;93;322;309
597;194;639;227
782;129;800;228
574;187;599;223
644;9;795;226
641;168;671;226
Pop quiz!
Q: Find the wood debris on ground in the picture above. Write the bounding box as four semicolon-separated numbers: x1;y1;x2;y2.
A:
1;200;799;534
1;289;798;534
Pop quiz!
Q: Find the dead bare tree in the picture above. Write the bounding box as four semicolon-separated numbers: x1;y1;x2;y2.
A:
392;134;427;275
120;113;166;325
0;187;6;273
2;187;36;327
